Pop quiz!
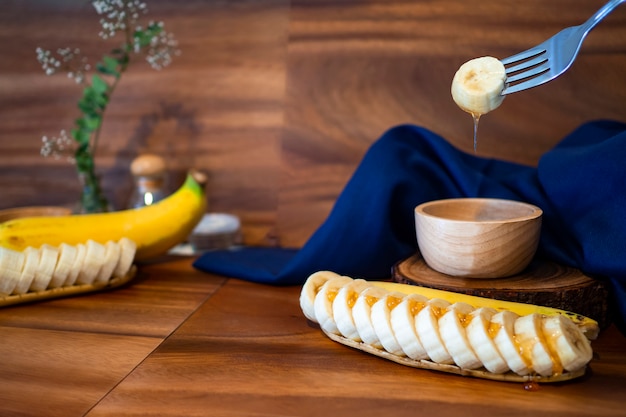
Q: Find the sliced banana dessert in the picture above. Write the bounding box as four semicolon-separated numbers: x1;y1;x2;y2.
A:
0;237;138;306
49;243;78;289
0;247;25;295
371;292;407;357
333;279;370;342
94;240;122;285
390;293;429;360
75;240;108;285
301;273;597;383
451;56;507;117
29;244;59;292
439;302;483;370
466;307;509;374
12;247;40;295
314;276;354;335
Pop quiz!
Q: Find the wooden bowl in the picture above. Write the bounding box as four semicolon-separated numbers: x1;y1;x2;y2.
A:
414;198;542;278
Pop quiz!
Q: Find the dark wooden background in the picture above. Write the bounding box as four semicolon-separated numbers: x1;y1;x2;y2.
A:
1;0;625;248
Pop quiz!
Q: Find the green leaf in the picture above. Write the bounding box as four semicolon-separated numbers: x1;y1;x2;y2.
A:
96;55;120;77
91;74;109;95
71;128;91;145
77;97;97;116
76;115;101;132
79;85;109;112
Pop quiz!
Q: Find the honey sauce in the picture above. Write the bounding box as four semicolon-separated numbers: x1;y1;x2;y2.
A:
472;113;480;152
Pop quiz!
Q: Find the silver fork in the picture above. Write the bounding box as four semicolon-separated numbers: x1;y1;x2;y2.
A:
500;0;625;95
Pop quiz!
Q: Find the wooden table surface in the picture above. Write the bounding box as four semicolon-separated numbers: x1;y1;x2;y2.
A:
0;256;624;417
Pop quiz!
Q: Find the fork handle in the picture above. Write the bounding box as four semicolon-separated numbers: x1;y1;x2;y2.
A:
581;0;625;32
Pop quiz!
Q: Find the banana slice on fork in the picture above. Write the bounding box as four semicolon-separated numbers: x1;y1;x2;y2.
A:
451;56;506;117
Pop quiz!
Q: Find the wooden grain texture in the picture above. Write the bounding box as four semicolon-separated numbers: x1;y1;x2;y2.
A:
86;278;626;417
393;254;611;328
0;257;223;417
0;327;161;417
1;1;625;247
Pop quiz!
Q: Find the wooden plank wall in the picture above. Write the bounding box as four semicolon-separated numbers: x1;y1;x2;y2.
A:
1;0;625;248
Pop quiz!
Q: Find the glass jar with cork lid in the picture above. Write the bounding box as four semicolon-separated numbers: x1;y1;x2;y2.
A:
127;154;168;209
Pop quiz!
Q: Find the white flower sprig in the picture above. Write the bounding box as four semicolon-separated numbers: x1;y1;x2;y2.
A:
35;0;180;213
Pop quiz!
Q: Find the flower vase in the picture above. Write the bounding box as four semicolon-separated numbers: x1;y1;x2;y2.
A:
76;171;111;214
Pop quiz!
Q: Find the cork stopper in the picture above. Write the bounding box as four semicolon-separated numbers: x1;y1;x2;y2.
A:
130;154;166;177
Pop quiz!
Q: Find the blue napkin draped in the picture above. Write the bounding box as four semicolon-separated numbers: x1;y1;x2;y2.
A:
193;120;626;332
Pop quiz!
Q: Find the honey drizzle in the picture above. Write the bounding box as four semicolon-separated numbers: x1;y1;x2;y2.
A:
523;375;541;392
387;296;401;310
457;312;471;327
431;305;446;319
487;322;501;339
347;292;358;308
410;301;426;316
366;296;379;307
472;113;480;153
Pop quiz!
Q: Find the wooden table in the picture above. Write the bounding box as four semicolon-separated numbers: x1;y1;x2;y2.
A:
0;256;624;417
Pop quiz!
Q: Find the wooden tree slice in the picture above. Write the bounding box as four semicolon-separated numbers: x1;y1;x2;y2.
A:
392;254;611;329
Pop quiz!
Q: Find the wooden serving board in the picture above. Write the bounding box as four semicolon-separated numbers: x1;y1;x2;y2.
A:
392;254;611;329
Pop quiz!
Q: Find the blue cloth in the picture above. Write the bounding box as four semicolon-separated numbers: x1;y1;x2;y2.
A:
193;121;626;332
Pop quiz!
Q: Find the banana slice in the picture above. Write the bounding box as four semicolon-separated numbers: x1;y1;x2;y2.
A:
515;313;557;377
439;302;483;370
94;240;121;285
333;279;370;341
415;298;454;364
48;243;78;288
466;307;509;374
300;270;343;322
313;276;354;335
371;292;407;356
390;293;429;360
113;237;137;278
0;247;25;295
76;240;107;285
13;247;40;295
64;243;86;286
491;310;531;376
542;314;593;372
29;244;59;292
352;286;389;349
451;56;506;116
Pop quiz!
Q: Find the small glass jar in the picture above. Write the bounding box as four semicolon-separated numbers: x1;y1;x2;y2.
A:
127;154;168;209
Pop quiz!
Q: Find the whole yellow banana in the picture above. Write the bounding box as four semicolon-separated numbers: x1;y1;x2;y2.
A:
0;171;207;261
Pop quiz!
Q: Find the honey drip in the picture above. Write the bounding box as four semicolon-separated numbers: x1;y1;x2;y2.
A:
347;292;358;308
387;296;401;310
410;301;426;316
471;113;480;153
366;296;379;307
457;312;470;327
431;305;445;319
523;376;541;392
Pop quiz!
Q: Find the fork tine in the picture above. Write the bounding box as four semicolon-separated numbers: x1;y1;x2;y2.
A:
504;54;548;75
502;70;556;95
500;47;546;66
506;62;550;83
